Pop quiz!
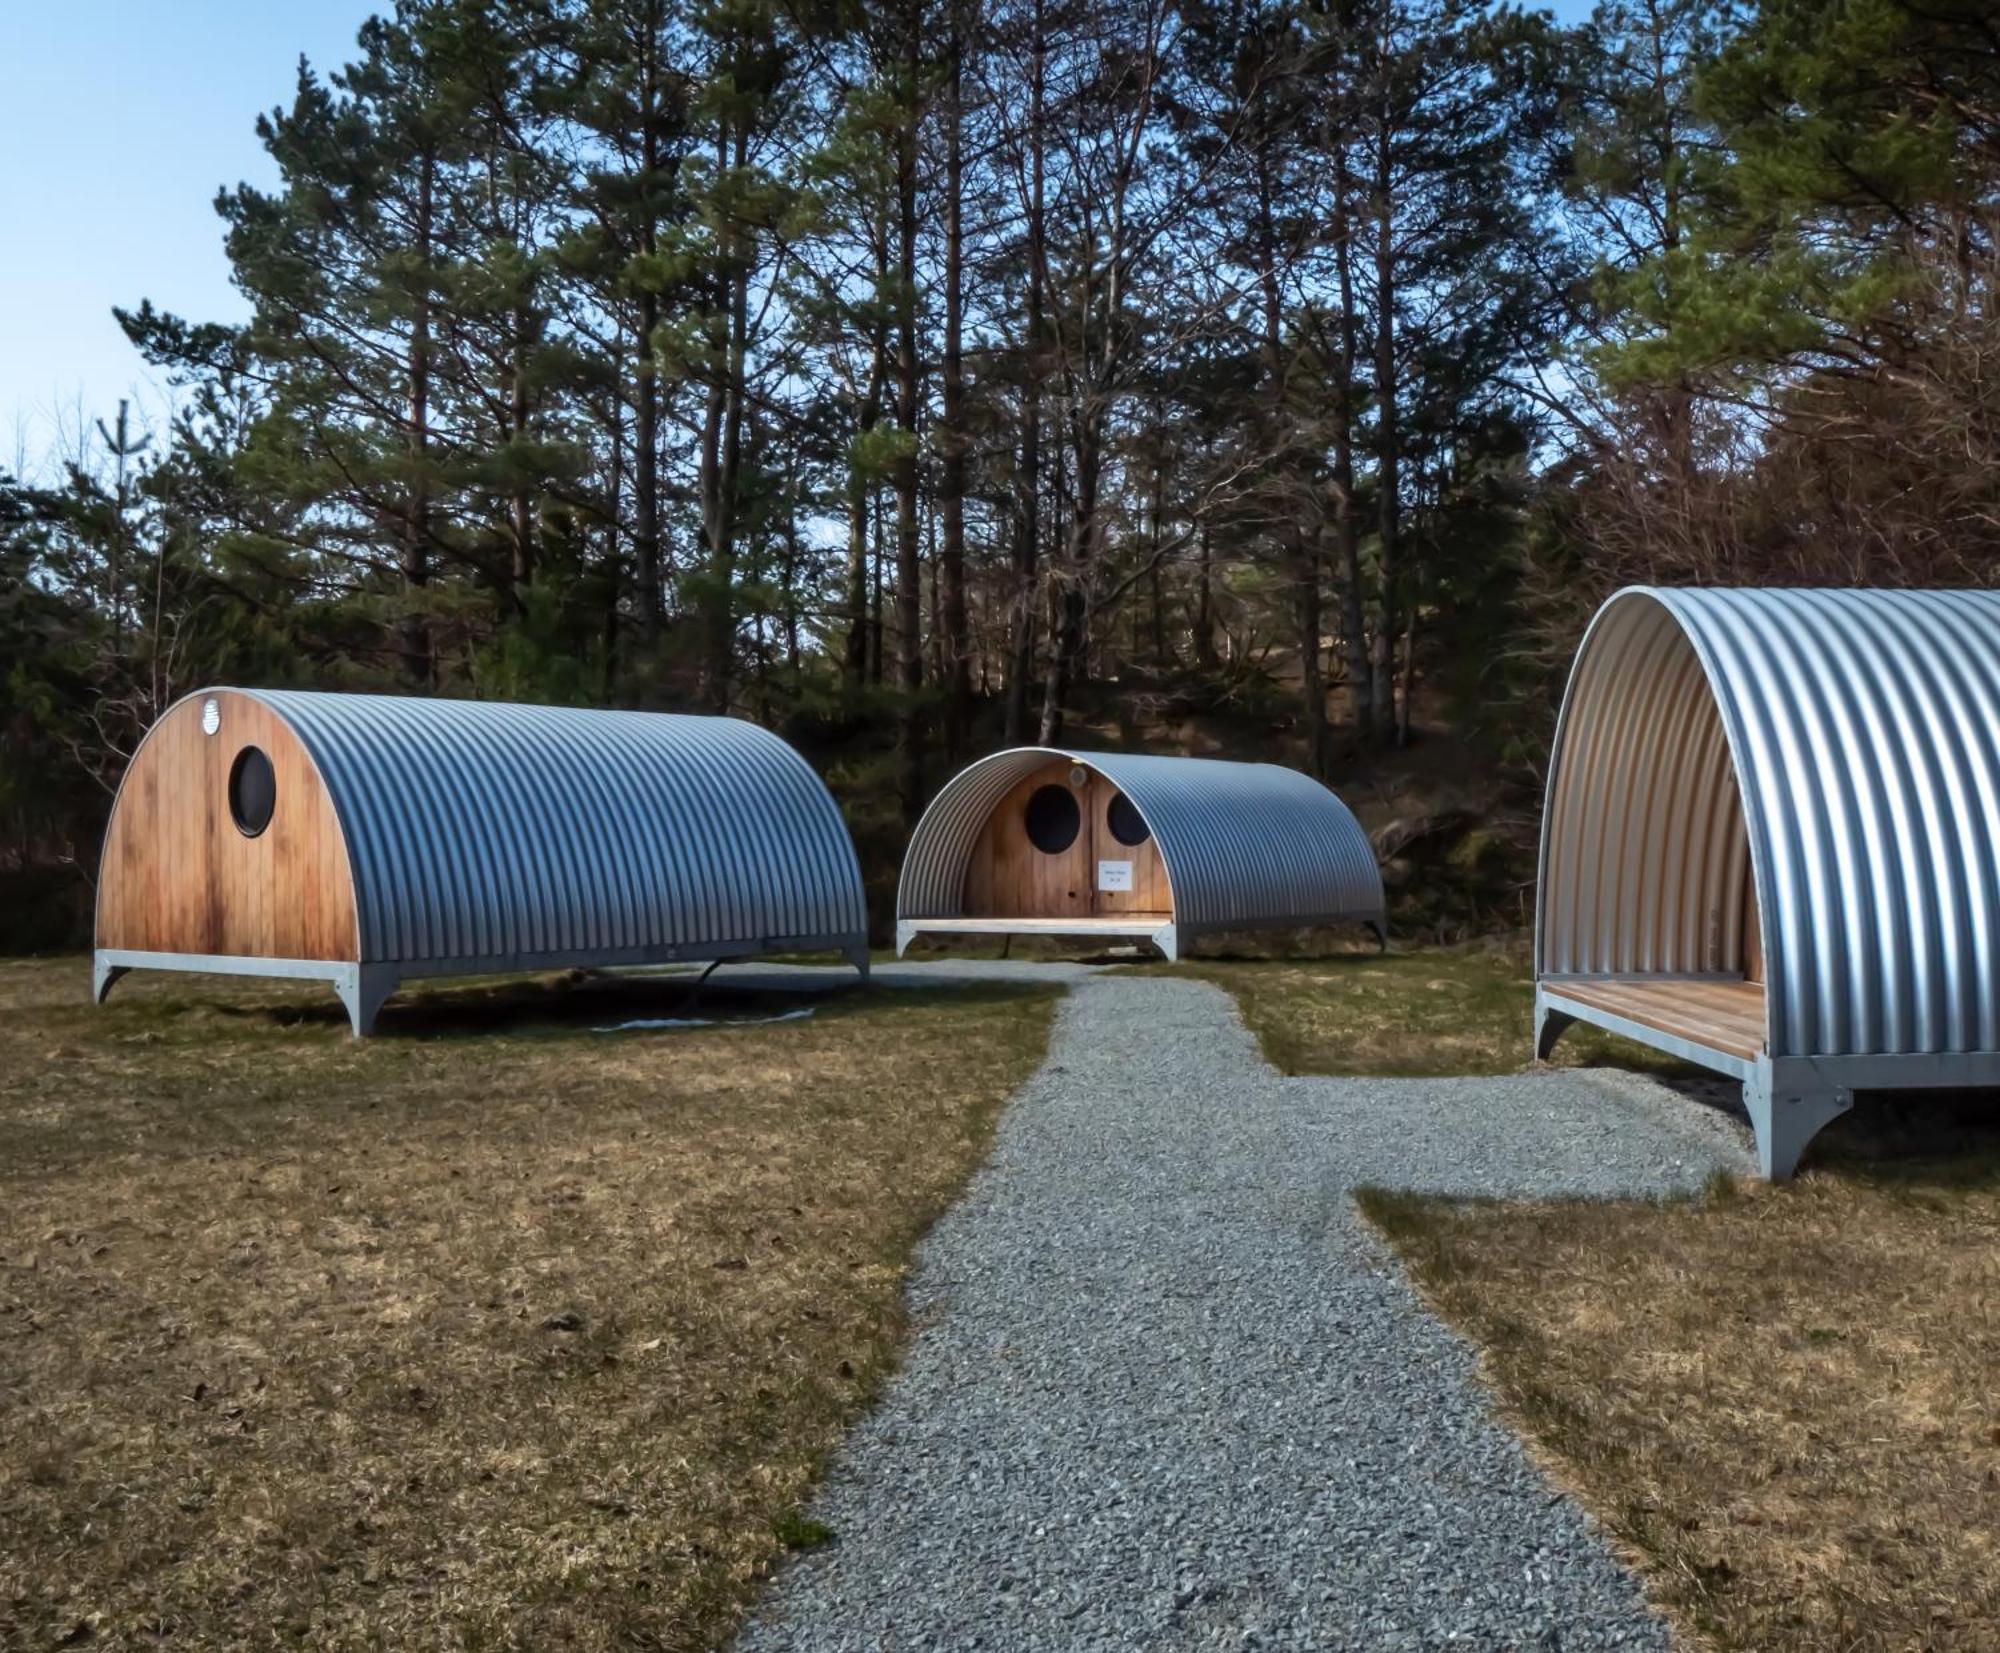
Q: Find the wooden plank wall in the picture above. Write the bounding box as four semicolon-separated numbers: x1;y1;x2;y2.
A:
1089;770;1174;918
1743;869;1764;983
962;760;1172;920
96;690;358;960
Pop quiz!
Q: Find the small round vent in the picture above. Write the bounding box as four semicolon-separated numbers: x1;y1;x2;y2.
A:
229;746;276;838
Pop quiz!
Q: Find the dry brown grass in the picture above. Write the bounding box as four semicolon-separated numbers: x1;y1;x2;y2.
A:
1167;944;1689;1079
1359;1152;2000;1652
0;957;1054;1651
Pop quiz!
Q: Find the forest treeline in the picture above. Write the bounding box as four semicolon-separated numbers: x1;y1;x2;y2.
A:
3;0;1996;940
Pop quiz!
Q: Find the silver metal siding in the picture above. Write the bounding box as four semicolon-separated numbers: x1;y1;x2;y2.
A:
244;691;866;967
897;746;1384;936
1537;587;2000;1061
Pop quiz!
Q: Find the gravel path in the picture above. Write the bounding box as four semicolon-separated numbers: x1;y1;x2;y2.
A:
739;973;1750;1652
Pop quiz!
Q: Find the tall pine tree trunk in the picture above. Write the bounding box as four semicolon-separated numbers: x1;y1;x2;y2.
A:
1039;182;1100;747
634;292;661;649
634;16;664;650
843;338;884;682
893;15;924;822
1003;0;1046;747
1194;511;1217;667
1331;129;1371;738
705;265;748;709
403;149;435;687
1254;147;1325;775
1369;91;1399;741
1038;428;1096;745
1147;448;1167;665
845;214;890;683
939;21;970;761
603;326;627;692
869;484;886;685
510;300;535;613
702;121;751;713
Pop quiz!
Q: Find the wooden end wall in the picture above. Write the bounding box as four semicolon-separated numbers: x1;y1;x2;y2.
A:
96;690;358;961
1742;872;1764;983
963;760;1172;921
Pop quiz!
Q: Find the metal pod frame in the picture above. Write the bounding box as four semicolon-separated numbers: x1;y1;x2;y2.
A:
897;746;1386;961
1537;586;2000;1177
95;690;870;1033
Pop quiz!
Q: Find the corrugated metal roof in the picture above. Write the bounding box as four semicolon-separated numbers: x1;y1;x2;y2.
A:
245;691;866;967
1538;586;2000;1060
898;747;1384;942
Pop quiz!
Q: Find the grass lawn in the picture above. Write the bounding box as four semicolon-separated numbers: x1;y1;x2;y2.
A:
1167;942;1688;1078
1360;1145;2000;1652
0;957;1054;1651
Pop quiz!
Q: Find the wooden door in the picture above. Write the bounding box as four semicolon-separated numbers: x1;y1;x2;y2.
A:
1083;774;1172;919
962;761;1174;922
963;760;1096;919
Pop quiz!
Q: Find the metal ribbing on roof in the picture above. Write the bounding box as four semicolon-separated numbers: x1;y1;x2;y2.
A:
1536;586;2000;1060
897;747;1385;938
1539;601;1749;979
246;691;866;967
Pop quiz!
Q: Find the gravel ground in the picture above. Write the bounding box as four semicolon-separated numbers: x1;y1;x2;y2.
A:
739;972;1752;1652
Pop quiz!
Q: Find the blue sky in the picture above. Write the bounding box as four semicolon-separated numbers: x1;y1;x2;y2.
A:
2;0;1599;476
2;2;378;472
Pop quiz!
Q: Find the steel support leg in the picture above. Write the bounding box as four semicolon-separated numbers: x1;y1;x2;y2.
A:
334;965;398;1038
1746;1059;1853;1180
92;953;129;1006
1533;990;1577;1063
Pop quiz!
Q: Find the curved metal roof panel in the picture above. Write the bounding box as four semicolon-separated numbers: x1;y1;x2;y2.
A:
245;690;867;967
1538;586;2000;1060
898;746;1384;938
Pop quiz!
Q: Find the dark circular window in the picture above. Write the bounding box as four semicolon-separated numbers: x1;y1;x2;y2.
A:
228;746;276;838
1024;784;1081;855
1106;792;1151;847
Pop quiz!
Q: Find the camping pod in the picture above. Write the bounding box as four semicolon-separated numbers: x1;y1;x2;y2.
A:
896;747;1385;961
1536;586;2000;1178
93;689;869;1033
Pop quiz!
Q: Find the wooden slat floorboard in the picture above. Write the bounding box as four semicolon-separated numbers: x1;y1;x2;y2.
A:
1551;977;1766;1062
907;916;1172;933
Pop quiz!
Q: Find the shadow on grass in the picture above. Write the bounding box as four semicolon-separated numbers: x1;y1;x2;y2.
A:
204;967;1046;1042
1812;1090;2000;1188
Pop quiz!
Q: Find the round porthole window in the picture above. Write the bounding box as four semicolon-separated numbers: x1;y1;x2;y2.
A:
228;746;276;838
1106;792;1151;847
1024;784;1081;855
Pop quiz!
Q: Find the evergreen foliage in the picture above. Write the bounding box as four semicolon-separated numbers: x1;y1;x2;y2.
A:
5;0;1997;943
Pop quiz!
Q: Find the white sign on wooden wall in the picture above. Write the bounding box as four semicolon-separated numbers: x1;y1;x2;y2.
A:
1097;860;1134;892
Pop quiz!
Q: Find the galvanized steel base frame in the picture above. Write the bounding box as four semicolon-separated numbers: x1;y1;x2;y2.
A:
895;913;1389;963
95;939;871;1038
1535;983;2000;1180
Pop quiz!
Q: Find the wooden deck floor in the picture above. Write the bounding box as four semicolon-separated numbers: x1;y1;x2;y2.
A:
1546;976;1766;1063
903;915;1173;936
